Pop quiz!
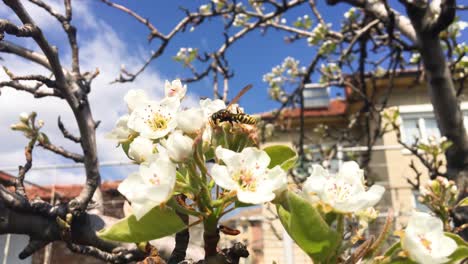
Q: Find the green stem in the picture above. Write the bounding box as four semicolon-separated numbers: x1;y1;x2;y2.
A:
167;198;204;217
203;214;220;258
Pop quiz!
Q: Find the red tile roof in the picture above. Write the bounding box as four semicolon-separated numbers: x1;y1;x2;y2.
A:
0;170;120;201
24;181;121;201
261;99;347;120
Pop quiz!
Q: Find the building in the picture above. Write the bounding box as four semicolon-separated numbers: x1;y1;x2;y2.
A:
251;70;468;262
0;171;125;264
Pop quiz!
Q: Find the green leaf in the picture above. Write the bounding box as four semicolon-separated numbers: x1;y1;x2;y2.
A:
276;191;340;262
383;242;402;257
121;141;131;158
455;197;468;208
443;233;468;263
263;145;297;170
98;206;186;243
445;232;468;247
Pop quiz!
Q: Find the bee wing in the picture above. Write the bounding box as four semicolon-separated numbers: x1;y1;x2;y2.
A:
227;84;253;109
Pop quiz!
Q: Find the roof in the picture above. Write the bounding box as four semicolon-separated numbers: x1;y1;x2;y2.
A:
260;99;348;120
25;181;121;201
0;170;120;201
0;171;15;186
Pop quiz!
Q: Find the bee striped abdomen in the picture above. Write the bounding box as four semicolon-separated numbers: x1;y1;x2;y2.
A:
234;113;257;124
210;109;257;126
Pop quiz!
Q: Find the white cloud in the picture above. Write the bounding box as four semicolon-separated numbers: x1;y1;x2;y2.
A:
0;1;197;185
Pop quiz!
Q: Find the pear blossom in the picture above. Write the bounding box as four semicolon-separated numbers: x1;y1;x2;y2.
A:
176;98;226;134
165;79;187;99
402;212;457;264
118;154;177;220
124;89;149;113
128;136;156;163
165;130;194;162
303;161;385;213
106;115;135;143
128;97;180;139
211;146;287;204
176;107;205;134
200;98;226;117
19;112;30;123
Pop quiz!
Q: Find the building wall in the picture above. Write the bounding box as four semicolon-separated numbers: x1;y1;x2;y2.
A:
379;87;434;227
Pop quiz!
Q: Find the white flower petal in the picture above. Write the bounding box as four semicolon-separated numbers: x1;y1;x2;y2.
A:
165;79;187;99
128;99;179;139
263;166;287;193
200;98;226;117
215;146;242;168
124;89;148;113
176;107;205;134
106;115;133;143
242;147;271;170
403;212;457;264
237;190;275;204
303;165;328;194
117;172;146;201
166;131;194;162
131;200;159;220
128;136;155;163
211;164;237;190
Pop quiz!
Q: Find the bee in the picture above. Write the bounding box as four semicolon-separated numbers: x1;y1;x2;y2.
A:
210;84;257;126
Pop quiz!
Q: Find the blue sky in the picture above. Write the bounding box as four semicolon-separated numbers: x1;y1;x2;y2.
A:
0;1;466;184
85;0;355;114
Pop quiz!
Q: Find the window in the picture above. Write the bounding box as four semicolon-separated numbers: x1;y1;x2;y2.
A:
401;115;441;145
400;105;468;145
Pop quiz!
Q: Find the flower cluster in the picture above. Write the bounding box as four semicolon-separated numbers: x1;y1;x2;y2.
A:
173;47;198;66
293;14;312;30
263;57;306;102
108;79;288;220
303;161;385;214
307;23;331;46
233;13;250;27
418;176;459;227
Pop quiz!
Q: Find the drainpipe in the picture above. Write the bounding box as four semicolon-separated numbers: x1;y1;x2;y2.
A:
283;229;294;264
2;234;11;264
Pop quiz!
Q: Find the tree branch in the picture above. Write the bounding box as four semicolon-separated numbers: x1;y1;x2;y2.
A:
58;116;81;143
0;19;38;39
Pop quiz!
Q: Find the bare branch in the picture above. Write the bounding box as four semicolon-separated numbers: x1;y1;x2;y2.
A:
0;19;38;39
15;136;36;197
38;140;84;163
0;80;62;98
0;40;51;70
58;116;81;143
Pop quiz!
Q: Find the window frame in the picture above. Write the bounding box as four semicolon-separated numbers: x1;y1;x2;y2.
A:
398;103;468;153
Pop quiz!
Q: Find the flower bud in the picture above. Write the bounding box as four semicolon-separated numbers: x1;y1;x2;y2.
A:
176;107;205;134
128;136;155;163
166;130;194;162
19;112;30;123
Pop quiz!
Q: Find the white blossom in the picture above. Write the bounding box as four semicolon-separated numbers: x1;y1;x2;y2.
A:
127;97;180;139
19;112;29;123
303;161;385;213
200;98;226;117
176;107;206;134
128;136;156;163
124;89;149;113
402;212;457;264
211;147;287;204
164;79;187;99
118;154;177;220
106;115;134;143
165;130;194;162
